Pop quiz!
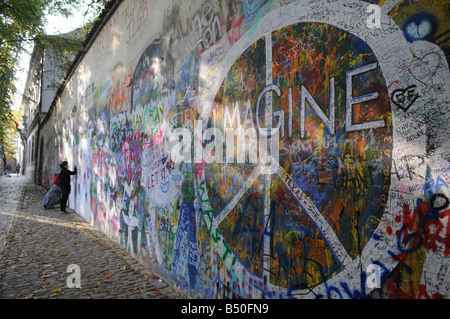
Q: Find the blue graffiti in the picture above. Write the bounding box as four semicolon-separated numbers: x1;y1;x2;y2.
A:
403;12;438;43
243;0;265;20
171;201;199;289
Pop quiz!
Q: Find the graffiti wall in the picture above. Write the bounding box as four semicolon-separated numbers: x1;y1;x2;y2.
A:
39;0;450;299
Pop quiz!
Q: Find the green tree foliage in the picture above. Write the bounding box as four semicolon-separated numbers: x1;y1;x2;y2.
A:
0;0;107;159
1;109;22;163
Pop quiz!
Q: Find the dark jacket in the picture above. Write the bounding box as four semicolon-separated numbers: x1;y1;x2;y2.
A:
60;167;77;194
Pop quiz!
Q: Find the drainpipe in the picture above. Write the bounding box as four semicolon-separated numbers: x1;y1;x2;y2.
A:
34;50;44;185
34;119;41;185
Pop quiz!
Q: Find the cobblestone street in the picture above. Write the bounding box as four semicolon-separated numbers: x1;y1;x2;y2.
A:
0;175;185;299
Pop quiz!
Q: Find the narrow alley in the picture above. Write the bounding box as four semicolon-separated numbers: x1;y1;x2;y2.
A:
0;175;184;299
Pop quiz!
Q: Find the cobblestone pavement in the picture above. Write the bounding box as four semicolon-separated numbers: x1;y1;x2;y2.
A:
0;175;186;299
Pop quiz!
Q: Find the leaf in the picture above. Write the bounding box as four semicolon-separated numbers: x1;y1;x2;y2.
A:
105;273;114;278
120;265;126;271
52;285;62;292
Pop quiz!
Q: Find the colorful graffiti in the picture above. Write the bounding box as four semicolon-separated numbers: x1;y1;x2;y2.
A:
39;0;450;299
204;20;392;293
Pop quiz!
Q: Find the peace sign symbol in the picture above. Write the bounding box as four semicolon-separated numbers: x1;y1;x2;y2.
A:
195;1;415;298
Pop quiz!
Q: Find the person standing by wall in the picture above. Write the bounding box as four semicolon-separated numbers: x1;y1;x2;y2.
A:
59;161;77;215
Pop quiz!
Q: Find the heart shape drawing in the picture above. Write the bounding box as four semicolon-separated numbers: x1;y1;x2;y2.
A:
391;84;419;112
405;20;432;40
409;52;441;84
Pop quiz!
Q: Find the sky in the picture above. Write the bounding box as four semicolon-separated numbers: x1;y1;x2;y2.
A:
45;4;92;35
13;3;93;111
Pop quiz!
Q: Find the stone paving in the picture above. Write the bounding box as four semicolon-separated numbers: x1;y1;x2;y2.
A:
0;175;186;299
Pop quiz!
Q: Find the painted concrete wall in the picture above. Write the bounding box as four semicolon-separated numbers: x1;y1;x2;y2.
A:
39;0;450;299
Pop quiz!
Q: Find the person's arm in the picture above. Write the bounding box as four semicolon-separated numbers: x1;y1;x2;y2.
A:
70;166;77;175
